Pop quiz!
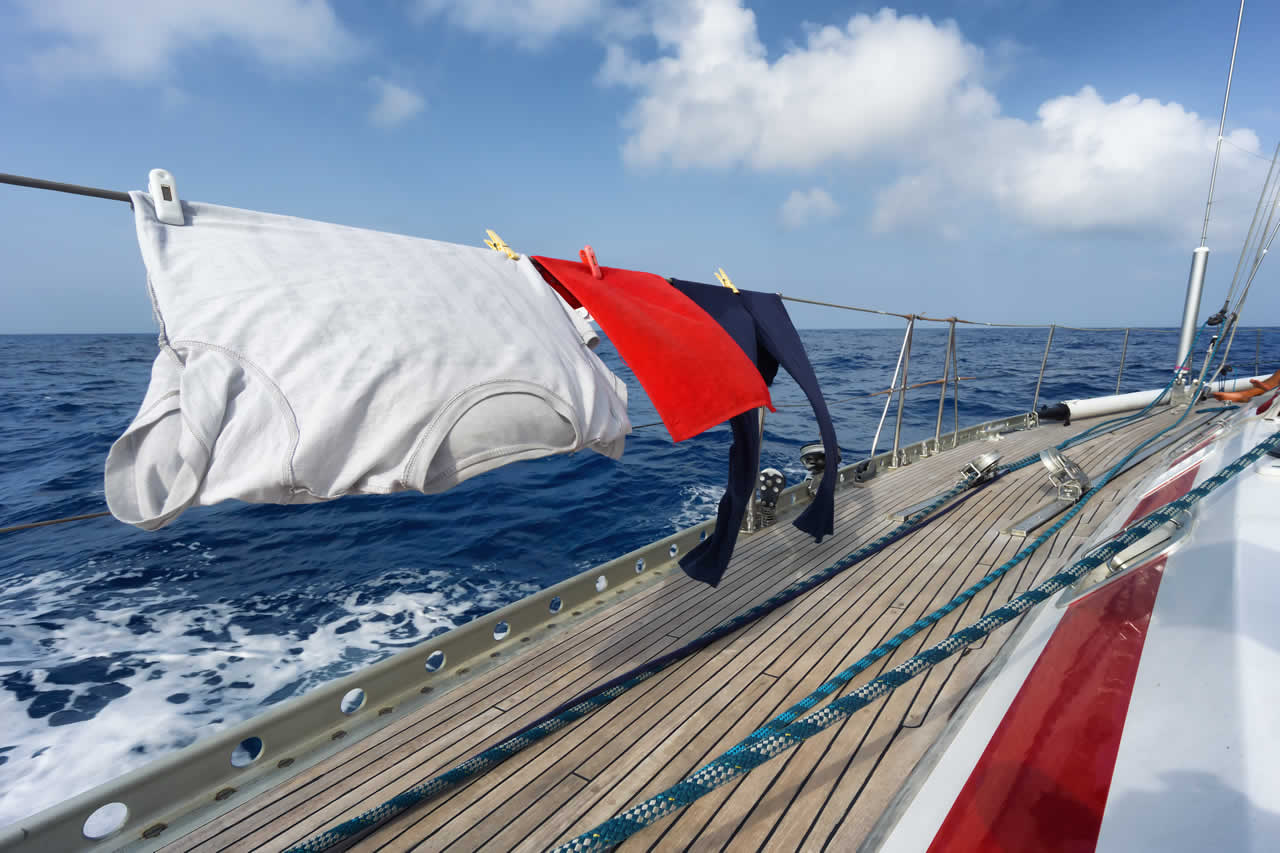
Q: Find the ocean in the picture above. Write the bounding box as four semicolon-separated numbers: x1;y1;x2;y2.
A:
2;324;1278;827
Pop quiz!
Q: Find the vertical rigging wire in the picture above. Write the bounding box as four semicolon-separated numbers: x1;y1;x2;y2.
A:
1199;0;1247;247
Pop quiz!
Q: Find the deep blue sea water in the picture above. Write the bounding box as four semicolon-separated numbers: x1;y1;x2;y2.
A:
2;325;1279;825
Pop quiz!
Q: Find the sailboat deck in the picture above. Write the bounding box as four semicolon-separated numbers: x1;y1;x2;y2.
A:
160;407;1192;853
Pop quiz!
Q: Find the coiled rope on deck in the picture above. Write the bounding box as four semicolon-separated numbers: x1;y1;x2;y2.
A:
554;425;1280;852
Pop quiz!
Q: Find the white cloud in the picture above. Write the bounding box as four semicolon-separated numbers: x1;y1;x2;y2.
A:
873;86;1261;236
601;4;985;170
369;77;426;127
989;88;1257;232
413;0;637;47
780;188;840;229
16;0;361;81
600;1;1264;236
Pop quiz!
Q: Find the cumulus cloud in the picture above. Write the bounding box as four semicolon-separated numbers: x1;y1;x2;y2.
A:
369;77;426;127
990;89;1256;231
872;87;1261;235
15;0;361;81
600;4;986;169
780;188;840;229
600;1;1263;235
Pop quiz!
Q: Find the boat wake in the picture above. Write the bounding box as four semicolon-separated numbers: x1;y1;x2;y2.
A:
0;553;536;826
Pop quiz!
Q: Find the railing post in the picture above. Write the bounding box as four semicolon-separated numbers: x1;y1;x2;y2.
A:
1031;324;1056;413
950;326;960;446
1257;328;1262;376
935;318;956;450
890;315;915;467
1115;327;1130;394
871;318;912;458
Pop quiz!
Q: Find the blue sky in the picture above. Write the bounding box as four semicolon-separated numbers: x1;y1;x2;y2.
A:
1;0;1278;333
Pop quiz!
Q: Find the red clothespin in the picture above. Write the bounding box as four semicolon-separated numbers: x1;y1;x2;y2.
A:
579;245;603;280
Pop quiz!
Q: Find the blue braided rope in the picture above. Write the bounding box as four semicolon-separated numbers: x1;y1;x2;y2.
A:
556;427;1280;851
285;375;1193;853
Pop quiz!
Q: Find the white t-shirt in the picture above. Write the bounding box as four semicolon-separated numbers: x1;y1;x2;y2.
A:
106;194;631;529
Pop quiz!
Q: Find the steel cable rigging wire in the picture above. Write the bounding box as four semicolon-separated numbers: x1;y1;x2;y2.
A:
1204;163;1280;390
1220;141;1280;311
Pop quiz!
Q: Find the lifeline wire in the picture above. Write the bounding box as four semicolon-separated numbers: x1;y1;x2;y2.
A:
0;341;1208;536
0;511;111;535
0;356;1144;535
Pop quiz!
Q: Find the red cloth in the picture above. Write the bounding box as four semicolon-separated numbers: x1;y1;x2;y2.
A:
533;256;773;442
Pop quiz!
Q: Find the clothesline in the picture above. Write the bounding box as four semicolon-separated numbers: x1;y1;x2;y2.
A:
0;171;1223;335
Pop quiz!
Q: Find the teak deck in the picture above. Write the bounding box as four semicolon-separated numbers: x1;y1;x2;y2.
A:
160;409;1190;852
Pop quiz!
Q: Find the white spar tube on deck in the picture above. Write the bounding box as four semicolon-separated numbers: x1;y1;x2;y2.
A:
1202;373;1275;394
1060;374;1271;420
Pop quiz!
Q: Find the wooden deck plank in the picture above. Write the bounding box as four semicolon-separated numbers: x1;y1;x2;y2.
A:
573;412;1172;850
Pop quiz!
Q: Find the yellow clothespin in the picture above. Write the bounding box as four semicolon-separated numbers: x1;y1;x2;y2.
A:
484;229;520;260
714;267;739;294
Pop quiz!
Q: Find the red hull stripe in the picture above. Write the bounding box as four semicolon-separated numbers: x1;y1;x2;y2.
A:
1125;464;1202;527
927;465;1199;852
